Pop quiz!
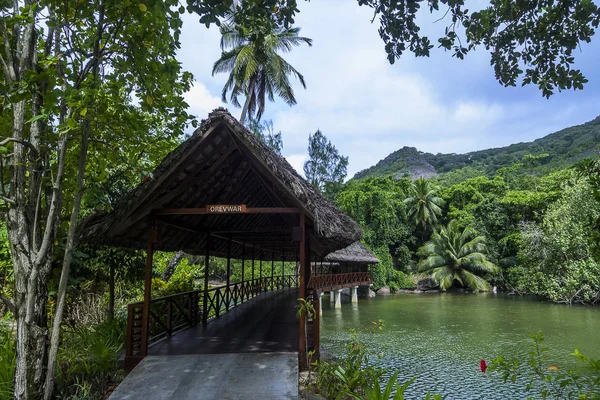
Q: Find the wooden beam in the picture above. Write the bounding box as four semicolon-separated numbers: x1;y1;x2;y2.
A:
109;124;221;236
153;207;300;216
141;216;156;357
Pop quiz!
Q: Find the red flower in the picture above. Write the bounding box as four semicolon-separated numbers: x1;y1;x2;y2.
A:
480;359;487;373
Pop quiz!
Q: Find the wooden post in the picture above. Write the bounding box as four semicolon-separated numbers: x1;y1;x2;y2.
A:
251;246;255;297
141;216;156;357
259;254;263;292
226;236;231;311
312;291;321;361
281;255;285;288
271;251;274;291
202;234;210;325
298;212;307;368
241;246;245;303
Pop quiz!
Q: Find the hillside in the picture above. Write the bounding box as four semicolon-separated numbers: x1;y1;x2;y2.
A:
353;146;437;180
353;115;600;180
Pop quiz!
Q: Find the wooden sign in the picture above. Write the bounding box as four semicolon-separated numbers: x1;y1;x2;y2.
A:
206;204;247;214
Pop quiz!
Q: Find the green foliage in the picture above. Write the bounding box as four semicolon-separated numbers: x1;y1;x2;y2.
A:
296;297;315;320
489;333;600;399
245;118;283;154
511;180;600;304
0;323;15;400
355;118;600;181
387;270;416;292
212;11;312;122
404;177;444;239
313;329;384;399
0;224;12;314
304;130;349;194
353;146;436;181
359;0;600;96
418;220;499;291
578;158;600;258
55;318;126;399
153;255;203;297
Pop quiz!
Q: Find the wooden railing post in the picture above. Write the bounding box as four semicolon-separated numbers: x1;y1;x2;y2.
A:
226;236;231;311
203;233;210;325
271;251;274;291
241;246;245;303
167;300;172;337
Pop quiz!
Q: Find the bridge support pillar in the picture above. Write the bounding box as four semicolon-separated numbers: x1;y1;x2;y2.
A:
319;292;323;316
351;286;358;304
334;289;342;309
329;291;335;304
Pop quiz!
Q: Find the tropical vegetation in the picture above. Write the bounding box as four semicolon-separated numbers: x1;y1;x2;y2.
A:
0;0;598;398
417;220;499;291
331;118;600;302
212;12;312;122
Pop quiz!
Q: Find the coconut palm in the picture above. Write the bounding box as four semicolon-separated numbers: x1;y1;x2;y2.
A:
403;177;444;240
212;20;312;123
417;220;499;291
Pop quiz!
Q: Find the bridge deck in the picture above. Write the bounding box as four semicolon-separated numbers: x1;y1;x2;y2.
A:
149;287;299;356
110;288;300;400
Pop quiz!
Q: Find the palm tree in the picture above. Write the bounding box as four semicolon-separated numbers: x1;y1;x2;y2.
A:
212;20;312;123
403;177;444;240
417;220;499;291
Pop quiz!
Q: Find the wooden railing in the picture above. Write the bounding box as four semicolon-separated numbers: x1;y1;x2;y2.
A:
125;274;299;361
205;275;299;319
307;272;371;291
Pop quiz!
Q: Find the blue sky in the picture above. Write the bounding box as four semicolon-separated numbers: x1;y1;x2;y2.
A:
177;1;600;178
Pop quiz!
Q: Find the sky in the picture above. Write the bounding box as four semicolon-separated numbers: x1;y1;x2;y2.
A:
176;1;600;178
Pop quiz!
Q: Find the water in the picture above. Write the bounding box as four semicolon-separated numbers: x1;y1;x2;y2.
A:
320;292;600;399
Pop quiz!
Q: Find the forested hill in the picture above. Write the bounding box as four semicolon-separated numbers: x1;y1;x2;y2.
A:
353;115;600;180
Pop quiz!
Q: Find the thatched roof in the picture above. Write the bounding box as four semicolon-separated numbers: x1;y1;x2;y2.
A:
80;108;362;260
324;242;379;264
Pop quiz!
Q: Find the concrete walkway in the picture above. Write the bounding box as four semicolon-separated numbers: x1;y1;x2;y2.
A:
110;288;300;399
109;353;298;400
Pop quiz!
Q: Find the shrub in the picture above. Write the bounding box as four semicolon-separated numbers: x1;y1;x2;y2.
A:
507;259;600;304
489;333;600;399
55;318;126;399
0;323;15;400
388;270;416;290
313;328;384;399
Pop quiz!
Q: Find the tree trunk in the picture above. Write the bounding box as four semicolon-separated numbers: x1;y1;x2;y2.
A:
162;250;185;282
240;95;251;124
43;118;90;400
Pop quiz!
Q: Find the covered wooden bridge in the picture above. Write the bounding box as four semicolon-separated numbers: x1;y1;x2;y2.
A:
81;109;377;377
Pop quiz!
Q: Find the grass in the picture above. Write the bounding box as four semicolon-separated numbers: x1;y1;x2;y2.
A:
0;322;15;400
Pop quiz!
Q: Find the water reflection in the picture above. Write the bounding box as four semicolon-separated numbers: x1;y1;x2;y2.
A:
321;293;600;399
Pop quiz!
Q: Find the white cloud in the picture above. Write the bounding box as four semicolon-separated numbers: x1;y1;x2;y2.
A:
285;154;307;177
176;0;600;179
184;81;224;120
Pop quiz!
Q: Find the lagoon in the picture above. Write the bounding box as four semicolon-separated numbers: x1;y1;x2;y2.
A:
320;292;600;399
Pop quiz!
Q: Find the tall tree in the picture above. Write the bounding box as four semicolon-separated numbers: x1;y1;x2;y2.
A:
303;130;349;194
418;220;499;291
212;14;312;123
0;2;194;398
404;178;444;241
246;117;283;154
